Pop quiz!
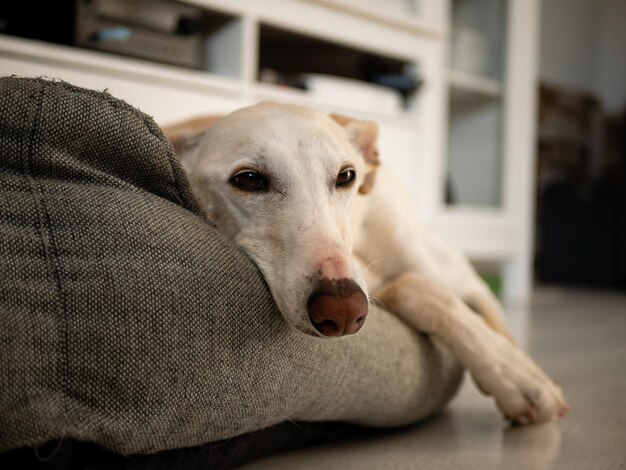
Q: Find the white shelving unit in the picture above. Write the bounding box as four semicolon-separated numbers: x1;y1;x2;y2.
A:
436;0;540;305
0;0;540;306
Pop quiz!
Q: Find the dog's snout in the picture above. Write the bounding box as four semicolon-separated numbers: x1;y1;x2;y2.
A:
307;279;368;337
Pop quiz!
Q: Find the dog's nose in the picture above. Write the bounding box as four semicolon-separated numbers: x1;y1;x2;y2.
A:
307;279;368;337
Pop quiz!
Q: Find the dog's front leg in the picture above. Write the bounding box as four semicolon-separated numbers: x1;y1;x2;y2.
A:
376;273;570;424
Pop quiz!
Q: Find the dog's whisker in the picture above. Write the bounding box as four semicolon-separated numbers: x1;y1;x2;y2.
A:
368;296;384;309
363;255;399;274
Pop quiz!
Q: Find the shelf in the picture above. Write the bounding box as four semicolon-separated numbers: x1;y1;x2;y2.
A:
431;207;517;262
0;35;242;96
449;69;502;97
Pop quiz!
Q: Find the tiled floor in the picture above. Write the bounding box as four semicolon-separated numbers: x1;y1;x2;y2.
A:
243;288;626;469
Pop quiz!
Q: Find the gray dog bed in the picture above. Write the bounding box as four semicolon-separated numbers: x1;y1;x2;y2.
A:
0;77;462;466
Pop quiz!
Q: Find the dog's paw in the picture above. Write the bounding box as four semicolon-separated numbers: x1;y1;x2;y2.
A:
470;337;571;425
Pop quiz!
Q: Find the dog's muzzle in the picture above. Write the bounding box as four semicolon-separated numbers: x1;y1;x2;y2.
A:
306;278;368;337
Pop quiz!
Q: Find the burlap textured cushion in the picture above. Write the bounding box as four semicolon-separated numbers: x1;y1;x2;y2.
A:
0;77;462;455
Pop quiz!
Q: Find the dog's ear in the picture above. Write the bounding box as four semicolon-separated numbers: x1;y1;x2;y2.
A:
161;114;224;166
330;113;381;194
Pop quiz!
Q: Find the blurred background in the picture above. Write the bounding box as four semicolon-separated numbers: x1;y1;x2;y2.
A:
1;0;624;308
536;0;625;292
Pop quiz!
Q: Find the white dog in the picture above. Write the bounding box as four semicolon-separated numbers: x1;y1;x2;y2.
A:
164;102;569;425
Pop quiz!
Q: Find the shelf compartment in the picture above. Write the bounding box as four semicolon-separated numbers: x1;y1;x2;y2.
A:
450;0;507;81
0;0;244;79
257;23;421;112
445;0;508;209
445;95;504;207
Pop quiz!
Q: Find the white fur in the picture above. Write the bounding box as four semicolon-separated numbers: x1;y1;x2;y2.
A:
187;103;368;336
181;101;569;423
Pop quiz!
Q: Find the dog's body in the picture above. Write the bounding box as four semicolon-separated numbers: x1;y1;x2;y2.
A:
350;164;512;339
164;102;569;424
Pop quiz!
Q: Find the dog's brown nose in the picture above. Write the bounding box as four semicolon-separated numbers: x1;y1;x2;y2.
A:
307;279;368;337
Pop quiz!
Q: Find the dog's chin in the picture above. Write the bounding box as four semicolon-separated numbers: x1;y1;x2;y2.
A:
288;320;362;340
288;320;326;339
281;316;339;339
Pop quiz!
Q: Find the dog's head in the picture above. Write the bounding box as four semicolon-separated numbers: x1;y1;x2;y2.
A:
165;102;380;338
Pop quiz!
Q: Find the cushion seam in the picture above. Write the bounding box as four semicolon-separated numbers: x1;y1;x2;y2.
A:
22;81;70;433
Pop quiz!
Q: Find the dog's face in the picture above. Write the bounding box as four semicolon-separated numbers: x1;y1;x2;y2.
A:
183;102;380;337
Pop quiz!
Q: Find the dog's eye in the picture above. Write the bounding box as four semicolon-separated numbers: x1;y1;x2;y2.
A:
336;168;356;188
230;170;269;192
